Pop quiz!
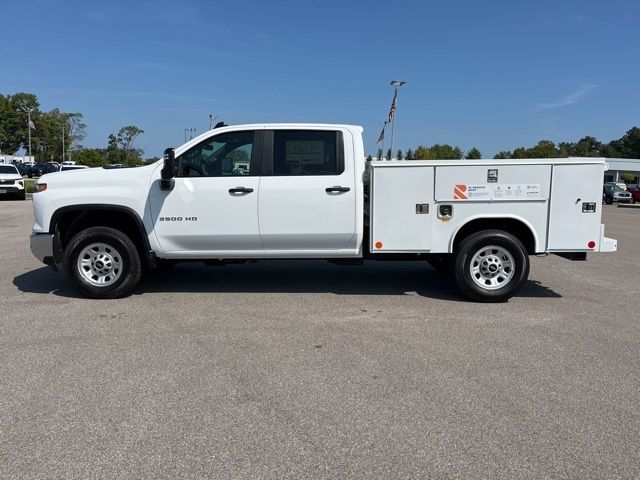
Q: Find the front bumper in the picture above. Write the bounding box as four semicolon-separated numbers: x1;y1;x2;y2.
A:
0;186;23;195
29;233;58;270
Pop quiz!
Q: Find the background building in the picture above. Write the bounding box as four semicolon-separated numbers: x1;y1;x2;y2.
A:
604;158;640;187
0;155;34;164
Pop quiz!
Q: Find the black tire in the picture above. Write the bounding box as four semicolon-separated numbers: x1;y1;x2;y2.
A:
630;197;635;204
426;254;452;273
605;196;613;205
18;190;26;200
63;226;142;299
452;230;529;302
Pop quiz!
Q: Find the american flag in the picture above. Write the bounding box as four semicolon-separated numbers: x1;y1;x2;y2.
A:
387;90;397;124
376;122;386;144
28;119;36;130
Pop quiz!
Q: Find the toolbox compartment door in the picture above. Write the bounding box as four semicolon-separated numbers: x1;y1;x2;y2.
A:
548;163;603;251
370;166;434;252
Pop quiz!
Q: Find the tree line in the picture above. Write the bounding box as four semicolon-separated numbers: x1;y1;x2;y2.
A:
0;91;145;166
368;127;640;161
493;128;640;159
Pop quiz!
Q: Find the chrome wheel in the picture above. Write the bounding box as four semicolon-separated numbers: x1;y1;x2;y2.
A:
470;245;515;290
77;242;123;287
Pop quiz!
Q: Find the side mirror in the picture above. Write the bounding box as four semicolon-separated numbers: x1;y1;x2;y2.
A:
160;147;176;191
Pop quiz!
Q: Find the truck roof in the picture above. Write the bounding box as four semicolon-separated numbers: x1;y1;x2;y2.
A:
175;123;364;155
209;123;364;131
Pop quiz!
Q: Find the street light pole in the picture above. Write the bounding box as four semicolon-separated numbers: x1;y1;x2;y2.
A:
389;80;406;159
27;108;33;162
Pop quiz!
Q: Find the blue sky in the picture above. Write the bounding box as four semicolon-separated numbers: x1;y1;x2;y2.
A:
2;0;639;157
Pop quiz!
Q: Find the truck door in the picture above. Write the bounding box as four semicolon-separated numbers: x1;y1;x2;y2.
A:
149;130;262;253
258;129;357;253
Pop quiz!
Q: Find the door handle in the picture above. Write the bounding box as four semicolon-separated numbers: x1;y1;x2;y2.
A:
229;187;254;194
325;186;350;193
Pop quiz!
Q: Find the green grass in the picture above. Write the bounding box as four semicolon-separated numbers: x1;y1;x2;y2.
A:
24;179;37;194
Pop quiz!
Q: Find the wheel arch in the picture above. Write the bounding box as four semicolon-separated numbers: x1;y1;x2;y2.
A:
450;215;539;254
50;204;155;267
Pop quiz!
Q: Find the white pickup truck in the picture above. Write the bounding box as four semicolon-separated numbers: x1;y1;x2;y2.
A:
30;123;617;301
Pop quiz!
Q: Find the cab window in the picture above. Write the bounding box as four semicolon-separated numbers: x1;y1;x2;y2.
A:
177;131;256;177
272;130;343;176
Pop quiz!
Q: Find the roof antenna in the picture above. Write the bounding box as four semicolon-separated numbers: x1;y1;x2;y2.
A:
214;121;227;129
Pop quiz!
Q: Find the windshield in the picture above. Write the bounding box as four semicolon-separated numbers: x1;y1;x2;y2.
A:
0;165;19;174
61;166;85;171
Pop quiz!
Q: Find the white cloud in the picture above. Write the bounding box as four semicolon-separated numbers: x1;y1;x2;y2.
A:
531;84;599;111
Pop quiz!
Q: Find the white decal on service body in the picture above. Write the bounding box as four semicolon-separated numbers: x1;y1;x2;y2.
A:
461;184;541;200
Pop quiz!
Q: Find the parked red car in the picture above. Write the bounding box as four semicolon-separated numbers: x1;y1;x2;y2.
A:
628;188;640;203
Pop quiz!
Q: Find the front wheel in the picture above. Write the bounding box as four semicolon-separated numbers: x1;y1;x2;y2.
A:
63;226;142;299
452;230;529;302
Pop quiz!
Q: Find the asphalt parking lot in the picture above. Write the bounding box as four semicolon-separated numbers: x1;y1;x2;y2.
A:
1;200;638;479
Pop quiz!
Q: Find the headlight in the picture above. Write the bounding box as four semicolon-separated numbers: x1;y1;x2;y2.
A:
35;183;47;192
18;180;24;187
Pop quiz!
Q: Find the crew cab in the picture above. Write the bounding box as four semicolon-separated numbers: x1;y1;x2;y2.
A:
29;123;617;301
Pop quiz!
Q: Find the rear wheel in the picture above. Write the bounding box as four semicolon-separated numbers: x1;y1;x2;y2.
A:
63;226;142;299
605;196;613;205
452;230;529;302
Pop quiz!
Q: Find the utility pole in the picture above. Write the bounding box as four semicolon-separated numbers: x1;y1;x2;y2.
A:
389;80;406;159
62;124;65;163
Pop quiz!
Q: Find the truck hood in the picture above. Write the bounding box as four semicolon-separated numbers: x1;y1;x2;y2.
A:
38;164;157;186
35;163;162;209
0;173;22;181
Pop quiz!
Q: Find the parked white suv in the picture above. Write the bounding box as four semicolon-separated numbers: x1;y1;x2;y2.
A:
0;164;25;200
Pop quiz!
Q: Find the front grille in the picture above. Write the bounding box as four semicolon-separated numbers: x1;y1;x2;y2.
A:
0;179;17;185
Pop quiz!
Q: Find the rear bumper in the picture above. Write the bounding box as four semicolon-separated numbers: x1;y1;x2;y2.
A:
600;237;617;252
599;224;617;252
29;233;58;270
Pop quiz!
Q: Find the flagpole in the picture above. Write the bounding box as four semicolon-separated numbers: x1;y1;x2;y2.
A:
389;80;406;160
390;86;397;159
